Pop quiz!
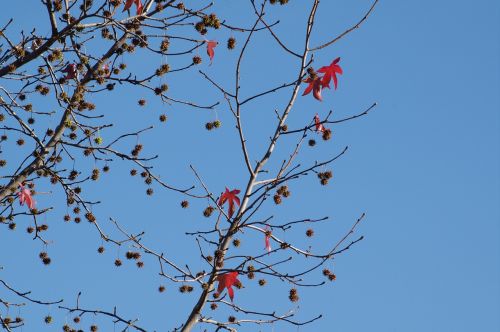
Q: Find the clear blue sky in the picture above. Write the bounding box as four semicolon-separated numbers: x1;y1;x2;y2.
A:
1;1;499;331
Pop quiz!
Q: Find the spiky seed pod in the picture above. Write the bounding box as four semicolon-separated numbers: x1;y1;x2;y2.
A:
228;316;236;323
103;165;110;172
159;114;167;122
90;325;98;332
277;185;288;195
138;99;146;106
73;317;80;324
258;279;266;286
281;124;288;132
323;268;331;276
91;168;100;181
328;274;337;281
114;259;122;267
85;212;96;223
42;257;51;265
64;214;71;222
227;37;236;49
322;128;332;141
205;122;214;130
0;160;5;167
181;200;189;208
210;303;218;310
232;238;241;247
247;272;255;279
44;315;52;324
97;246;105;254
213;120;221;128
273;194;282;205
192;56;202;65
280;242;290;249
195;21;205;33
27;226;34;233
8;223;16;230
320;178;329;186
74;217;81;223
160;38;170;52
136;261;144;268
130;169;137;176
156;64;170;76
158;285;165;293
203;206;215;217
306;229;314;237
282;190;291;198
179;285;188;293
289;288;299;302
140;171;148;178
324;170;333;179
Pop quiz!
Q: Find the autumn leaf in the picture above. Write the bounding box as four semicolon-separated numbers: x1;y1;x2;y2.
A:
314;114;326;133
318;57;343;90
123;0;143;15
218;187;241;218
206;40;218;64
264;226;272;252
62;63;77;80
302;76;323;101
216;271;240;301
18;184;35;210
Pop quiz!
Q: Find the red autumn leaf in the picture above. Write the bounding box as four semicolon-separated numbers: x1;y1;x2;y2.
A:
218;187;241;218
216;271;240;301
206;40;218;64
264;226;272;252
302;76;323;101
123;0;143;15
62;63;78;80
318;57;343;90
18;184;35;210
314;114;326;133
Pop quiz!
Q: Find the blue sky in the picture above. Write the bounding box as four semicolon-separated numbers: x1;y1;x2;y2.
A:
0;0;499;331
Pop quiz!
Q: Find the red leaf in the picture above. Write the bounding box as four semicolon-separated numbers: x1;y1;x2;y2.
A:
302;77;323;101
314;114;326;133
264;226;272;252
123;0;143;15
134;0;143;14
216;271;239;301
318;57;343;90
206;40;218;64
218;187;241;218
123;0;134;11
62;63;77;80
18;185;35;210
